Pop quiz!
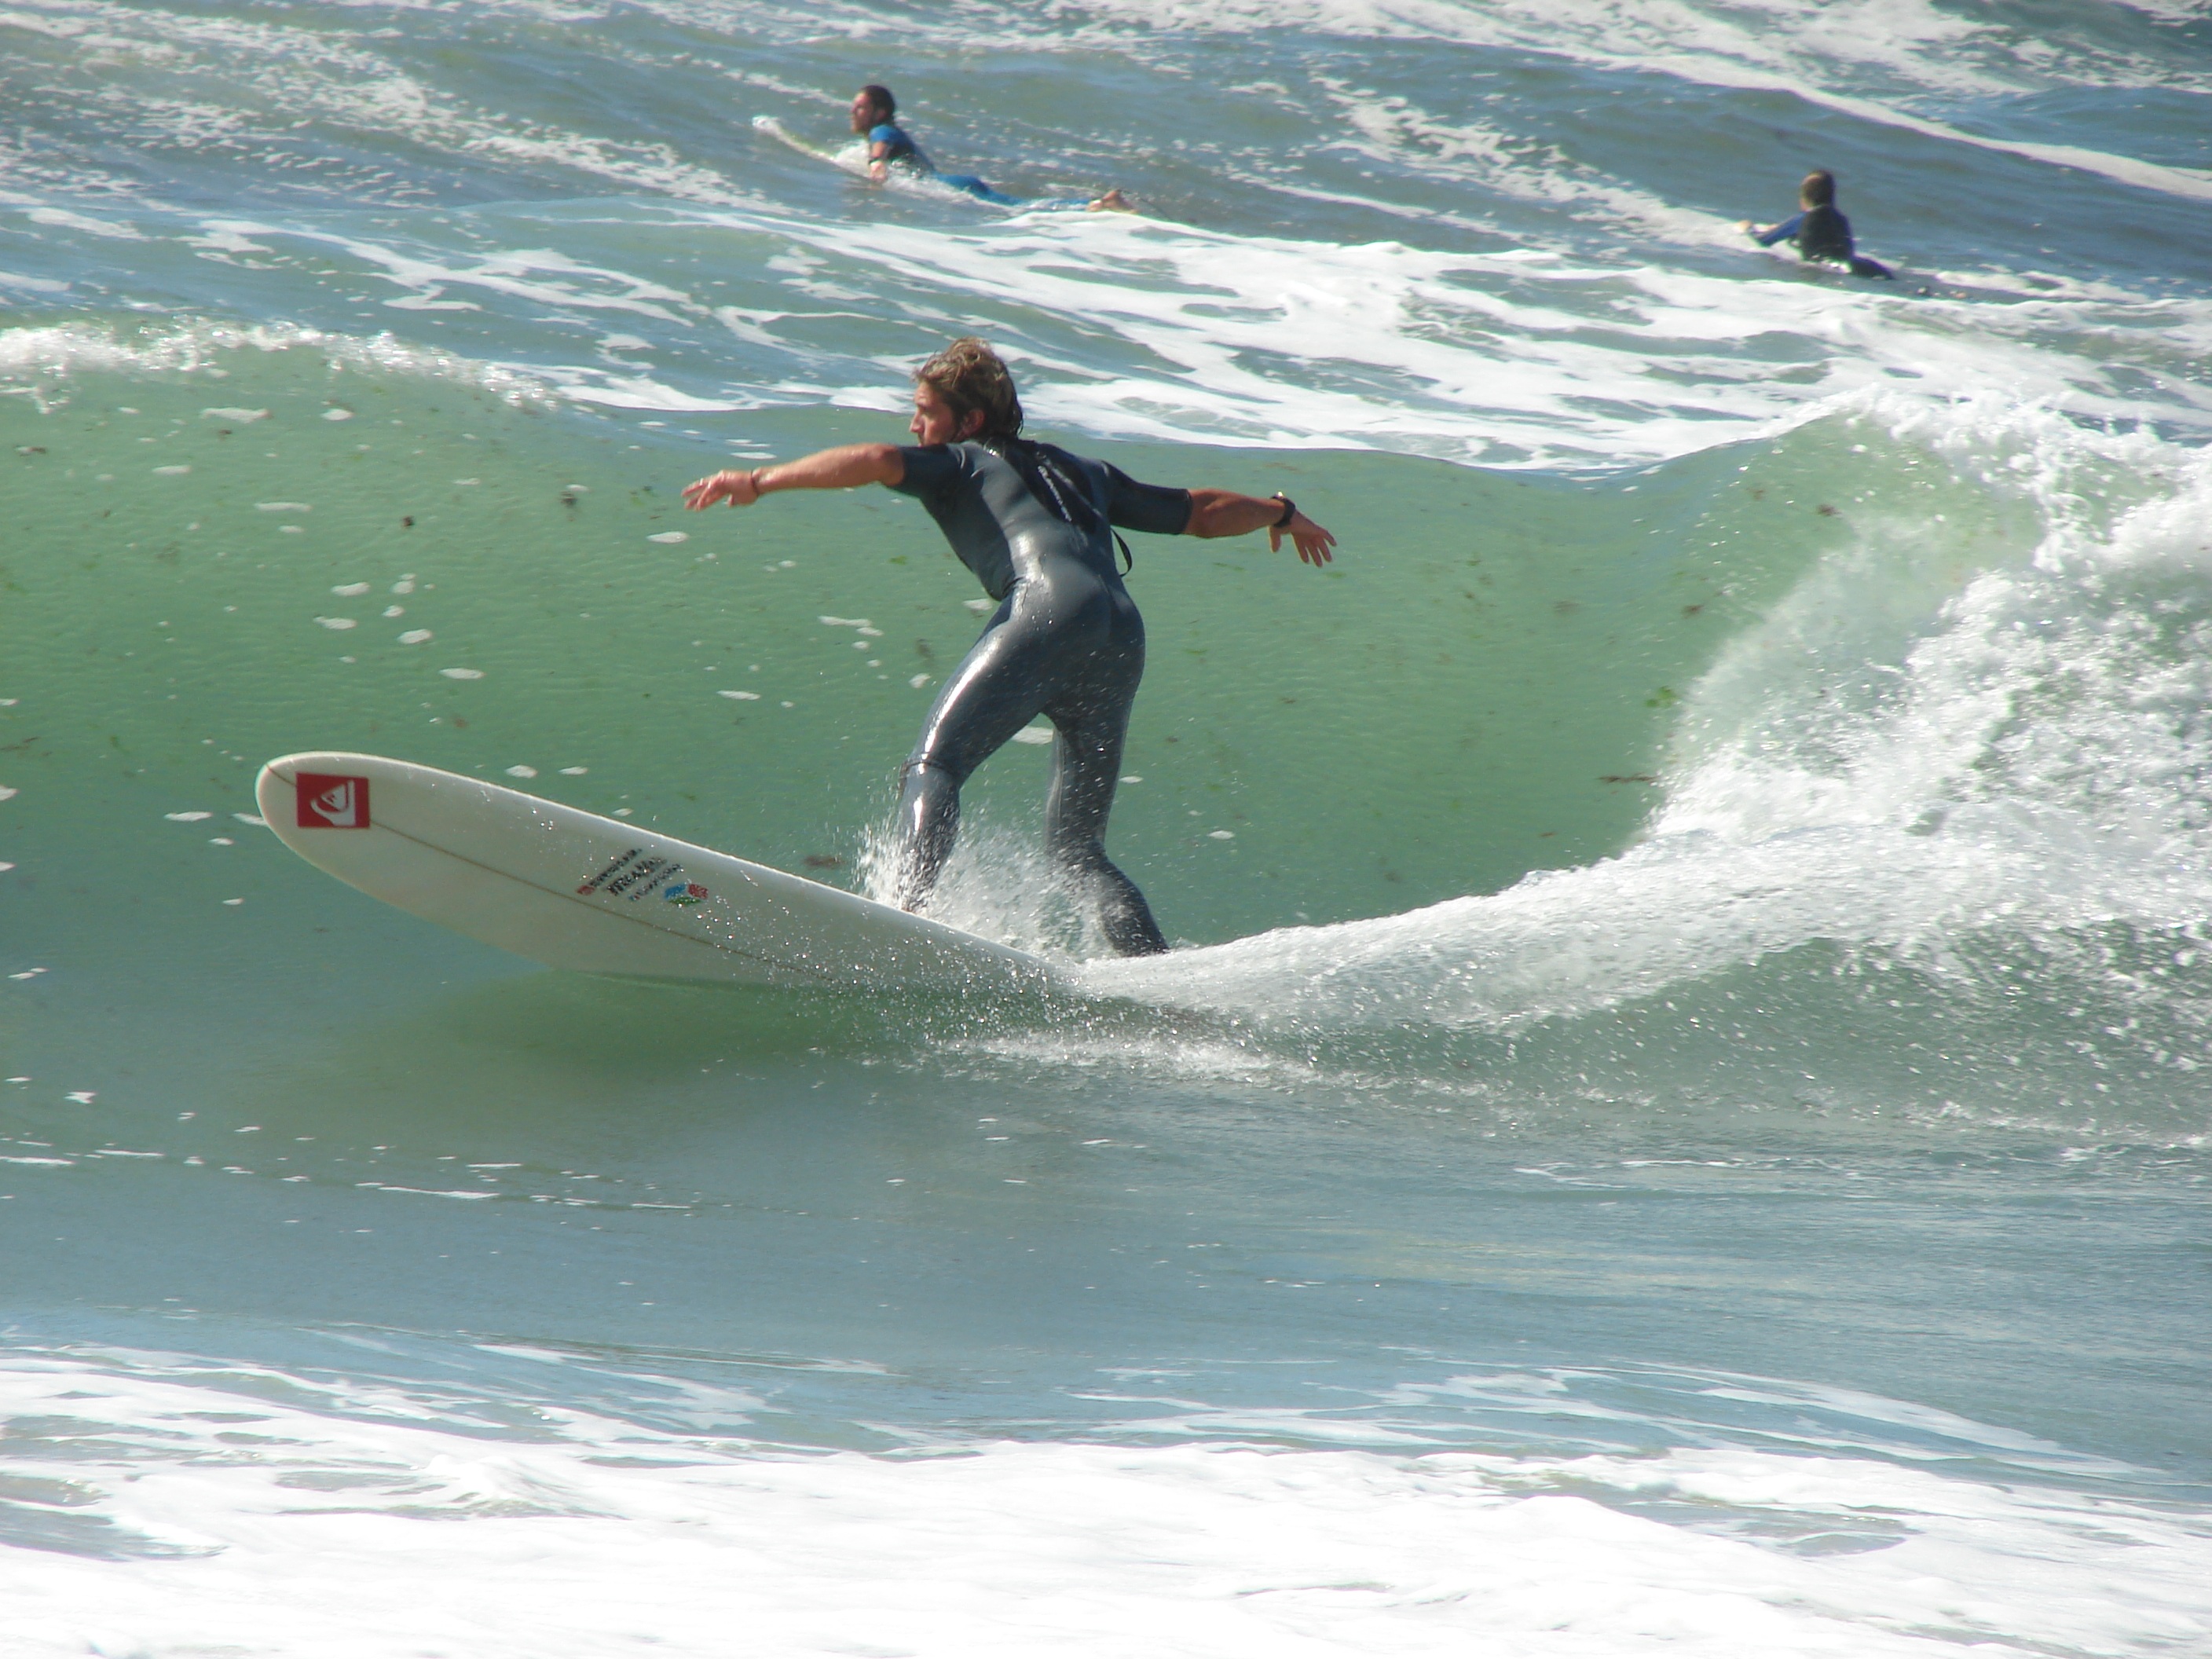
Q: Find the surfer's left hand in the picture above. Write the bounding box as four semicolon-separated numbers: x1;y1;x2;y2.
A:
1271;511;1336;566
683;469;761;510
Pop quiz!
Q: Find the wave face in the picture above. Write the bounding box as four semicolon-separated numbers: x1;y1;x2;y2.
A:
5;2;2212;1654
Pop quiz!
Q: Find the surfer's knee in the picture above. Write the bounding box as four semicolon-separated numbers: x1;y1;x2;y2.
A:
899;754;966;799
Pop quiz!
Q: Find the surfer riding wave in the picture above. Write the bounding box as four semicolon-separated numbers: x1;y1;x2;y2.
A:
683;337;1335;956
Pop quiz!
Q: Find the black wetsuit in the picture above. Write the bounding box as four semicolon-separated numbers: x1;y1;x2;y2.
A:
1755;204;1892;280
890;438;1192;956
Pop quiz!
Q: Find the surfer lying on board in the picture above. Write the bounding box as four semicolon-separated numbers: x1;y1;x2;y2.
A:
1740;168;1893;280
850;84;1132;213
683;337;1335;957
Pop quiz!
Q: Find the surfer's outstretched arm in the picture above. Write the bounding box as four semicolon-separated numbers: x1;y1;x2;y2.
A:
1181;488;1337;566
682;444;904;510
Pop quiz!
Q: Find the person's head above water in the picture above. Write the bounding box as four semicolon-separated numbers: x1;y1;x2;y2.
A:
1800;168;1837;208
851;84;895;134
910;336;1024;446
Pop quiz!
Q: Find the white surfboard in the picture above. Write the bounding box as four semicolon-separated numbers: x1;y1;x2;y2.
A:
753;115;872;178
255;752;1053;991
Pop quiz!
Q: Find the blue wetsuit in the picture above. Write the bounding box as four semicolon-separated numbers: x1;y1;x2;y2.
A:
869;122;1084;210
890;439;1192;955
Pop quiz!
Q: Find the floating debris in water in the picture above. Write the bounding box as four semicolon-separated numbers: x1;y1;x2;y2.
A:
558;767;588;776
166;811;213;822
720;689;761;701
440;668;484;679
1209;830;1236;839
152;465;190;476
398;629;433;645
1011;727;1053;745
506;765;538;778
648;531;688;544
331;582;370;596
256;502;311;513
322;408;354;422
201;407;267;422
317;617;357;630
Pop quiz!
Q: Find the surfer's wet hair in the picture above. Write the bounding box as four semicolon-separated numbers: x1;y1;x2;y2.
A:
913;338;1120;551
914;336;1024;441
1800;168;1837;207
859;83;895;119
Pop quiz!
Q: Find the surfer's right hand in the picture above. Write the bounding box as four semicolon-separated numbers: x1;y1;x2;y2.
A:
683;468;762;510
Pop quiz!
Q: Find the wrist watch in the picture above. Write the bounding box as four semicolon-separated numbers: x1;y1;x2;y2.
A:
1270;493;1297;528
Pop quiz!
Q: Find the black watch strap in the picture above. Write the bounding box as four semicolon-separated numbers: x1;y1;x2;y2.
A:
1270;493;1297;528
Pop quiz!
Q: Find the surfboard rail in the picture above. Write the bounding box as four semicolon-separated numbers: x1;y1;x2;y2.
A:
255;752;1053;991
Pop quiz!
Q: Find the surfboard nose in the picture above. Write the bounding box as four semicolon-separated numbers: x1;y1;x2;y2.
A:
258;752;380;846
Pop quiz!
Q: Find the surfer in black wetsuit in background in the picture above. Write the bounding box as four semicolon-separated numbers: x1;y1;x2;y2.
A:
1742;169;1893;280
682;337;1336;956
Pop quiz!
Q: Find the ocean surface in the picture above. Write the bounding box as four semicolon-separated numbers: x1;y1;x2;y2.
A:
5;1;2212;1653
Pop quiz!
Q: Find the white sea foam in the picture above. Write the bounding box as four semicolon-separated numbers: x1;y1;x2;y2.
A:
24;203;142;239
0;1346;2204;1659
0;319;558;407
688;205;2212;467
9;214;2203;476
1086;401;2212;1034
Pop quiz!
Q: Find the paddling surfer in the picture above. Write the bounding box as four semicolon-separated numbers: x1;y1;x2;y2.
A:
1741;168;1893;280
683;337;1335;957
849;84;1130;213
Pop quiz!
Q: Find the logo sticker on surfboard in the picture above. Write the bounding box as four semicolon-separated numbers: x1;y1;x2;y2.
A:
296;773;370;829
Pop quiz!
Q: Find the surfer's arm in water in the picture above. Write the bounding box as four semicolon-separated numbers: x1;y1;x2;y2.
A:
1181;486;1337;566
682;444;903;509
1744;211;1804;247
866;124;920;184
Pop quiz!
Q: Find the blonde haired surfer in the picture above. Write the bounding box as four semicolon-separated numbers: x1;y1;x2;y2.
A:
684;338;1335;955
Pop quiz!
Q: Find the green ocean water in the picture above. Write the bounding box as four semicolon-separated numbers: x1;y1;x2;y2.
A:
5;1;2212;1651
2;341;1965;954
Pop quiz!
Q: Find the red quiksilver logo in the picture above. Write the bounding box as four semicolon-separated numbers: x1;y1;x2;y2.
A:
297;772;371;829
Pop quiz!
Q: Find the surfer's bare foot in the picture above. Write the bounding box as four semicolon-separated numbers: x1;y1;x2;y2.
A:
1087;188;1133;213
